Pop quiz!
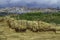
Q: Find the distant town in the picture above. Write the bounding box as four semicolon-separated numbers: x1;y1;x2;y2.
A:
0;7;60;14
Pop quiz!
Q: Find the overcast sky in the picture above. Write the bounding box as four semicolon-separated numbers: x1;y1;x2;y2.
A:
0;0;59;7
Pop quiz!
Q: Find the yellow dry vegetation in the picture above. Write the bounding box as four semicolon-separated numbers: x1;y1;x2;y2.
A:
0;16;57;32
5;17;56;32
0;16;60;40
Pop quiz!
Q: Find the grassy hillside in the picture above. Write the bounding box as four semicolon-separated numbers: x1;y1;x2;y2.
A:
10;12;60;24
0;12;60;40
0;12;60;24
0;17;57;32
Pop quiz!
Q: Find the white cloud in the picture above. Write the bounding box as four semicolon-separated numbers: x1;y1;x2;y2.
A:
10;0;21;3
0;0;8;4
0;0;59;6
23;0;58;4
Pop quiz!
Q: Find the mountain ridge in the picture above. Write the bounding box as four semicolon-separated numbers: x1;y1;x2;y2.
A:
0;1;58;8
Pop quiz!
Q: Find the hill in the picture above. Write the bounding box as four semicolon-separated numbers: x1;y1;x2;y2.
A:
0;12;60;40
10;12;60;24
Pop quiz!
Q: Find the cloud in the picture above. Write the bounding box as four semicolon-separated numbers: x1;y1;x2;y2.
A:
0;0;8;5
0;0;59;7
10;0;21;3
23;0;57;4
0;0;58;4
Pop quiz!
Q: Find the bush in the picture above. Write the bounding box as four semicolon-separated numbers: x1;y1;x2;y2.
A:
15;20;27;32
7;18;56;32
27;21;39;32
0;17;5;22
7;18;18;29
38;21;56;32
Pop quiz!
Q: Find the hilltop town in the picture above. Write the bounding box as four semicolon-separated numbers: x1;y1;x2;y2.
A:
0;7;59;14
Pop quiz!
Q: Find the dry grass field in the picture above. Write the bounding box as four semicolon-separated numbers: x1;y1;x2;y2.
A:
0;17;60;40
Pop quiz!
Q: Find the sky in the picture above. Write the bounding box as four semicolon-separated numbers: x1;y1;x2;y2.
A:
0;0;59;8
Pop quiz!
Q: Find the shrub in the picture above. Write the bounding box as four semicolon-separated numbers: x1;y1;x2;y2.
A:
7;18;18;29
15;25;27;32
15;20;27;32
30;21;38;32
0;17;5;22
7;18;56;32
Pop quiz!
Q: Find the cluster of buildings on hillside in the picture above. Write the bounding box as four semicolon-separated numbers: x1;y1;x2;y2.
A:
0;7;59;14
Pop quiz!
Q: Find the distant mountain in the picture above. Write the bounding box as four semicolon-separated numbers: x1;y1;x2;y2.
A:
0;1;58;8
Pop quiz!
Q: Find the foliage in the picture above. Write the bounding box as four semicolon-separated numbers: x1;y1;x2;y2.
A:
11;12;60;24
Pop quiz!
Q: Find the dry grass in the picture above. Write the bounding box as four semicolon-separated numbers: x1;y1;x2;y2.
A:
0;17;60;40
5;17;56;32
